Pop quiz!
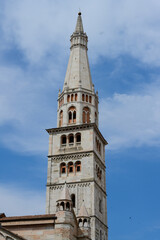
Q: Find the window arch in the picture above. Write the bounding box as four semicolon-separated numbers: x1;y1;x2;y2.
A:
66;202;70;210
68;106;76;124
71;194;76;208
71;94;74;101
61;135;66;145
83;219;88;227
60;162;66;174
78;218;83;227
68;134;74;144
89;96;92;103
86;95;88;102
83;107;90;123
76;161;81;172
59;110;63;127
76;133;81;143
75;161;81;172
60;202;65;210
73;110;76;123
68;162;74;173
67;95;70;102
75;93;77;101
82;94;85;101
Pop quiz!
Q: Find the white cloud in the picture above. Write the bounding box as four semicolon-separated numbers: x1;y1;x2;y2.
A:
1;0;160;65
100;80;160;149
0;184;45;216
0;65;59;153
0;0;160;153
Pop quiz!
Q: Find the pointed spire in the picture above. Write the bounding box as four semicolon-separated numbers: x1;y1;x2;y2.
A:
75;12;84;33
59;182;71;201
77;201;89;217
63;12;93;91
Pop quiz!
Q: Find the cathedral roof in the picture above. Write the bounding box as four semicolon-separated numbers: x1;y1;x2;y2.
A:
59;183;71;201
77;201;89;218
0;214;56;222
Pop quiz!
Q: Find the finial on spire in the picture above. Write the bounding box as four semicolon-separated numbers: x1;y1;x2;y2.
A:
75;11;84;33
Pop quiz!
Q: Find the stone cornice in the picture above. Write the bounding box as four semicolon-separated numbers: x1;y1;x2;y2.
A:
46;123;108;145
47;179;107;196
48;151;92;161
48;150;106;169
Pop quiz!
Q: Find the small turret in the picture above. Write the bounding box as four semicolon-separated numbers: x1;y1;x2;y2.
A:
77;201;91;239
56;183;72;212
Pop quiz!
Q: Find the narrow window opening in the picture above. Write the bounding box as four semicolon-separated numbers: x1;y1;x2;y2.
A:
77;166;80;172
71;94;74;101
75;161;81;172
59;110;63;127
69;134;74;144
76;133;81;143
71;194;76;208
61;135;66;145
68;162;74;173
67;95;70;102
66;202;70;210
73;111;76;123
60;163;66;174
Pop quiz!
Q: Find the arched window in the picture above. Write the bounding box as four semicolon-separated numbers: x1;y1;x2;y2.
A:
75;93;77;101
59;110;63;127
60;202;65;211
71;94;74;101
75;161;81;172
61;135;66;145
69;111;72;123
69;134;74;144
86;95;88;102
89;96;92;103
82;94;85;101
67;95;70;102
73;111;76;123
66;202;70;210
68;106;76;124
83;219;88;227
60;163;66;174
83;107;90;123
79;218;83;227
71;194;76;208
76;133;81;143
68;162;74;173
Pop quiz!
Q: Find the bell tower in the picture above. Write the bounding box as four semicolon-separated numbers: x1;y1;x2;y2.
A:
46;12;108;240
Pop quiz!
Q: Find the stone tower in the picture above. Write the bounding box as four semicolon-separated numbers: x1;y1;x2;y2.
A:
46;12;108;240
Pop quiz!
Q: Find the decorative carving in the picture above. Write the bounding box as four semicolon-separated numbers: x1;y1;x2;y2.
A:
51;152;91;163
49;182;90;190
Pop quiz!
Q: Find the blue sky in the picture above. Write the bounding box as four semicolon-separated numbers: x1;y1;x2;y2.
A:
0;0;160;240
